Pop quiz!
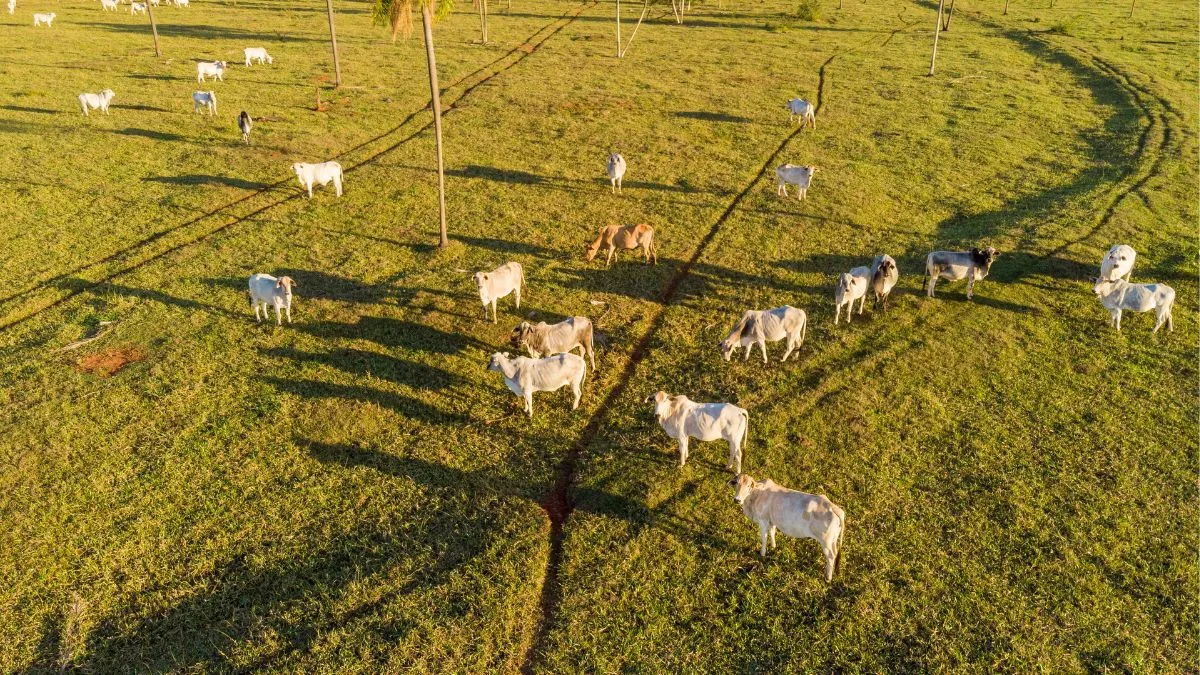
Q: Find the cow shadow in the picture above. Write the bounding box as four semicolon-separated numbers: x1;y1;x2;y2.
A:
260;376;467;424
0;105;57;114
283;269;392;305
674;111;754;124
452;235;556;258
261;346;463;390
144;174;266;190
90;282;242;320
297;316;490;355
114;127;189;143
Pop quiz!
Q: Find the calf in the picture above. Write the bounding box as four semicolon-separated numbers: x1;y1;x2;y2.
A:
192;90;217;115
720;305;807;363
585;223;657;267
786;98;815;128
32;11;54;25
775;164;816;200
834;266;870;324
607;152;626;194
101;0;119;11
291;161;343;198
924;246;999;299
729;473;845;582
870;254;899;309
79;89;115;116
487;352;585;418
1100;244;1136;282
511;316;596;371
649;390;748;474
244;47;274;66
474;261;525;323
238;111;252;144
1092;277;1174;333
248;274;296;325
129;2;145;13
197;61;227;83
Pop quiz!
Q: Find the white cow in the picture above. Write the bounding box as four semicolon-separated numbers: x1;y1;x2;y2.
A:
607;152;626;194
197;61;227;83
487;352;586;418
786;98;815;128
834;266;870;324
101;0;119;11
130;2;145;13
174;0;188;7
1092;277;1174;333
730;473;846;582
192;90;216;115
79;89;115;116
1100;244;1136;283
32;11;54;25
248;274;296;325
775;164;816;200
473;261;525;323
649;390;748;474
291;161;343;198
244;47;273;66
720;305;807;363
7;0;15;16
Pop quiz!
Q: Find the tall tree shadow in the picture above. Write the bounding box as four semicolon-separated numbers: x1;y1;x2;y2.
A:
260;376;467;424
261;346;464;390
144;175;267;190
297;316;491;354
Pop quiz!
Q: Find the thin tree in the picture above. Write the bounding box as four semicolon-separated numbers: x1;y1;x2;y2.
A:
616;0;649;58
928;0;945;75
146;0;161;57
326;0;342;87
942;0;955;30
374;0;454;249
1003;0;1010;14
474;0;488;43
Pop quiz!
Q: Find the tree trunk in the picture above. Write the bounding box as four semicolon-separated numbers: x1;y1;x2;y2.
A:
146;1;160;57
928;0;944;76
477;0;488;43
1003;0;1009;14
422;5;449;249
616;0;621;58
1128;0;1135;16
943;0;954;29
326;0;341;87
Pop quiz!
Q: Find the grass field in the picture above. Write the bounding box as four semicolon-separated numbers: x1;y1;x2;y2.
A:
0;0;1195;670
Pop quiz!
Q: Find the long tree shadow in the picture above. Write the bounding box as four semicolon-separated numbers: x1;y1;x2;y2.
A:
283;269;392;305
260;376;467;424
90;282;243;320
674;110;754;124
144;174;267;190
80;21;323;42
115;127;189;142
0;105;57;114
298;316;491;355
452;234;556;258
261;346;463;390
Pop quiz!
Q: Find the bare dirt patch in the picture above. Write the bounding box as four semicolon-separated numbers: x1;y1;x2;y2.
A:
76;347;146;377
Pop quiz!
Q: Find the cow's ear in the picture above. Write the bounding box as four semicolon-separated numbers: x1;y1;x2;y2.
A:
654;391;668;403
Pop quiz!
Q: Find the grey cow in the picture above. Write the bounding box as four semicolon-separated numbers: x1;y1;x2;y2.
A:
720;305;807;363
870;254;899;309
511;316;596;371
924;247;999;299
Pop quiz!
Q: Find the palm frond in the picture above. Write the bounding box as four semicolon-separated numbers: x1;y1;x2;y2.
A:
373;0;454;39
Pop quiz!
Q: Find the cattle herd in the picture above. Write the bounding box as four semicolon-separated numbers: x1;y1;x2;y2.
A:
18;2;1180;582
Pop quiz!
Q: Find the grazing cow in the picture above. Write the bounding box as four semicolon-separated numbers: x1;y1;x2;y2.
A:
1101;244;1136;283
834;266;870;324
192;90;217;115
607;152;626;194
648;390;748;474
291;161;343;198
1092;277;1174;333
786;98;815;128
248;274;296;325
585;223;657;267
78;89;115;116
720;305;807;363
924;247;999;299
101;0;119;11
729;473;845;582
129;1;145;13
511;316;596;371
7;0;14;16
870;254;899;309
474;262;525;323
238;111;252;144
775;164;816;200
32;11;54;25
197;61;227;83
175;0;188;7
244;47;274;66
487;352;585;418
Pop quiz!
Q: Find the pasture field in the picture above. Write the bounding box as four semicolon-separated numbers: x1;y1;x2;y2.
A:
0;0;1195;670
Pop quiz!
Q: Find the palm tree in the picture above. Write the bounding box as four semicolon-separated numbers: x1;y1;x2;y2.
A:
374;0;454;249
326;0;342;87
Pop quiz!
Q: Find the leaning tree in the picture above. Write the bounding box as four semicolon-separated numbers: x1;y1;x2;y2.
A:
374;0;454;249
326;0;343;87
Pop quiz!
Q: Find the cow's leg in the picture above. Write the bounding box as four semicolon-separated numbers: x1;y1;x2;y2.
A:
617;178;622;194
728;438;741;473
571;376;581;410
610;179;616;194
254;302;261;322
285;303;292;324
274;303;282;326
307;183;313;198
1115;309;1122;331
1168;309;1174;332
769;524;777;550
823;543;836;582
759;339;768;363
778;183;787;197
834;303;840;325
780;339;794;362
857;294;866;315
334;175;343;197
966;270;975;299
491;299;498;324
605;247;614;268
742;343;750;362
927;274;937;298
678;437;688;467
758;523;769;556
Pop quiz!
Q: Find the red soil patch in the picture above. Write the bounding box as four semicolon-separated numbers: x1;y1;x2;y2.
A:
76;347;146;377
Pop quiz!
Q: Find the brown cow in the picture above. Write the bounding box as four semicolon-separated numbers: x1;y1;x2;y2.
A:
585;224;658;267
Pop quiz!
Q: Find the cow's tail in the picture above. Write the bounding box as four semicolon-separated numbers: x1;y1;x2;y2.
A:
833;504;846;574
738;407;749;455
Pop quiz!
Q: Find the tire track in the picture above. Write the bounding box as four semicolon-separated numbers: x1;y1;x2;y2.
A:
519;21;913;673
0;2;595;334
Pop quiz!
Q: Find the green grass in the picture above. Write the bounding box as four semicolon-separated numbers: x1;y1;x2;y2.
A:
0;0;1195;670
